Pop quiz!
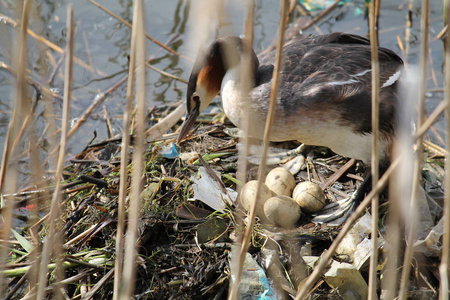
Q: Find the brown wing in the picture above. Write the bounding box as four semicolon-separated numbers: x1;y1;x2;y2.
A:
253;32;403;135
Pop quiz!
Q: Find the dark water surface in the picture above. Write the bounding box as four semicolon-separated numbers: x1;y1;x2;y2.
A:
0;0;445;184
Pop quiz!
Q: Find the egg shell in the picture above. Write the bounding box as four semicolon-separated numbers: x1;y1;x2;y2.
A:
239;180;273;221
265;167;296;196
263;195;301;228
292;181;326;214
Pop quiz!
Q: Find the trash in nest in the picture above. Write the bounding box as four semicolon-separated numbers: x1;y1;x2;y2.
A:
414;216;445;257
301;255;368;298
323;260;368;300
191;166;237;212
231;246;278;300
159;142;179;158
352;237;373;270
336;212;372;258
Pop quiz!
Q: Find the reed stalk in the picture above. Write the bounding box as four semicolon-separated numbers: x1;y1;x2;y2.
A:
368;0;381;298
35;5;74;299
398;0;429;298
440;1;450;299
113;0;146;298
0;1;32;296
228;0;255;297
121;0;146;297
229;1;289;299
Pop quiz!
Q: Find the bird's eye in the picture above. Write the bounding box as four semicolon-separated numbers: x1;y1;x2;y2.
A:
188;95;200;113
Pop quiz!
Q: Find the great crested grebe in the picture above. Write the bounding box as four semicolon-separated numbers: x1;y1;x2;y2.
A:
177;32;403;222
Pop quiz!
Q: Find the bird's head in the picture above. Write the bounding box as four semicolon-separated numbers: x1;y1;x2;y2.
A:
177;36;254;143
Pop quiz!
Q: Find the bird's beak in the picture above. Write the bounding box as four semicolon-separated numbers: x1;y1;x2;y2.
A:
177;101;200;144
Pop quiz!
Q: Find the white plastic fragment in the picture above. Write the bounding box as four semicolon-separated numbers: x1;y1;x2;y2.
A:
352;237;373;270
302;256;320;268
414;216;445;257
230;246;278;299
323;260;368;300
336;212;372;257
191;167;237;212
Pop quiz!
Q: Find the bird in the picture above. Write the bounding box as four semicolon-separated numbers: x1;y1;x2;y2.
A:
177;32;403;223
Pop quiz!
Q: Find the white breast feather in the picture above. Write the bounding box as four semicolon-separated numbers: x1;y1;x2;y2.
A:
220;64;392;163
221;66;245;127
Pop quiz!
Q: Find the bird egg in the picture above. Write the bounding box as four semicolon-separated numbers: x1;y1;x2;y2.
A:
292;181;326;214
265;167;296;196
263;195;301;228
239;180;273;221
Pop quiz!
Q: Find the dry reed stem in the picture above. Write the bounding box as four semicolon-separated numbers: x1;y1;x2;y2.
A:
0;1;31;295
64;225;97;247
121;0;146;297
300;0;341;31
233;0;255;200
111;35;134;300
35;5;74;299
229;1;289;299
382;70;418;300
11;98;39;152
368;0;381;299
46;50;65;85
145;102;185;140
26;40;59;300
82;267;115;300
398;0;429;299
145;62;188;84
0;5;30;193
112;0;141;297
402;0;414;61
229;0;255;296
82;30;98;76
440;1;450;298
88;0;192;62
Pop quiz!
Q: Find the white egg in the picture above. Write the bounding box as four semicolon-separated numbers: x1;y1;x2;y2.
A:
265;167;296;196
263;195;301;228
239;180;273;222
292;181;326;214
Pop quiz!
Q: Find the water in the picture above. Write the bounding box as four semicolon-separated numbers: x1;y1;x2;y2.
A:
0;0;445;183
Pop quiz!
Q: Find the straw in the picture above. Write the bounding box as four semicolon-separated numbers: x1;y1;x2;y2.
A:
36;5;74;299
440;0;450;298
0;1;32;295
368;0;381;298
228;1;289;299
112;0;146;297
121;0;147;296
398;0;429;298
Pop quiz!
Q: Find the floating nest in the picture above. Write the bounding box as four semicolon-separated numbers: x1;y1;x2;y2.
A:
4;103;446;299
